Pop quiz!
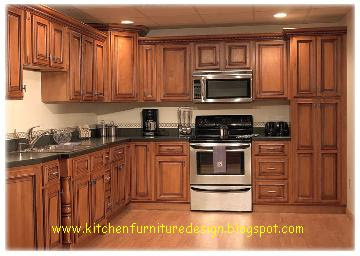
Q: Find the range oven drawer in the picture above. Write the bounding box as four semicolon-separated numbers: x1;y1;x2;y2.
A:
190;185;252;212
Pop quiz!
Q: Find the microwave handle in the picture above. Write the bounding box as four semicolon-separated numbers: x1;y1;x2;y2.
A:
200;77;206;102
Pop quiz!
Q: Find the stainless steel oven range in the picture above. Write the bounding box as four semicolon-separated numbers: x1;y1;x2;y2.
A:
189;115;256;212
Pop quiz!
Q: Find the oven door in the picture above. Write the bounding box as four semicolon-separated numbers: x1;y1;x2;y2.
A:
202;76;252;103
190;142;251;185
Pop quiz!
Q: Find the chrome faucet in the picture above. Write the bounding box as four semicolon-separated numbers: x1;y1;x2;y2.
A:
26;126;50;150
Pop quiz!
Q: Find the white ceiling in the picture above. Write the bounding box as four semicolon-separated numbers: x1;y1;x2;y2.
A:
50;4;352;29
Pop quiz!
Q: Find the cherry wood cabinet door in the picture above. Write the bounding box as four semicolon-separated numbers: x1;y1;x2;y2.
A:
139;44;157;101
157;44;192;101
7;6;24;99
131;143;155;201
90;171;106;225
255;41;287;98
73;175;91;243
155;156;189;202
6;165;43;249
224;42;251;69
69;31;82;101
43;182;62;249
94;40;106;101
111;162;126;209
111;32;138;101
290;36;317;98
81;35;95;101
194;43;220;70
32;15;50;66
49;22;66;69
316;36;341;97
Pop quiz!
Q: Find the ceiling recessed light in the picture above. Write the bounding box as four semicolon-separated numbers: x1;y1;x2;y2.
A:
273;12;287;18
121;20;134;24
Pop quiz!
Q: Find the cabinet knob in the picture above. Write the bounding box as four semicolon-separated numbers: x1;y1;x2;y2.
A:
22;85;27;92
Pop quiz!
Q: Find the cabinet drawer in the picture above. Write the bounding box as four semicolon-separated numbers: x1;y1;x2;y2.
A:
111;145;125;162
90;150;105;173
255;181;288;203
43;160;60;185
255;158;288;179
254;141;289;156
105;171;111;192
155;142;189;156
72;155;90;177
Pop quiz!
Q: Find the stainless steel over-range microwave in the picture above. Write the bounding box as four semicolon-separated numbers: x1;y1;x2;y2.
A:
192;70;253;103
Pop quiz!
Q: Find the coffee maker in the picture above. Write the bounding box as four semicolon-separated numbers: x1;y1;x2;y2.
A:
142;109;159;137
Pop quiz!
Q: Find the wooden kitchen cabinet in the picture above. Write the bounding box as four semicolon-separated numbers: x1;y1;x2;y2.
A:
131;142;155;201
7;6;24;99
110;31;138;101
31;15;50;67
255;40;288;99
94;40;106;101
81;35;95;101
157;43;192;101
194;43;220;70
155;156;189;202
6;164;44;249
90;171;106;225
224;42;251;69
291;99;341;204
290;35;343;98
49;22;66;69
68;31;82;101
139;44;157;101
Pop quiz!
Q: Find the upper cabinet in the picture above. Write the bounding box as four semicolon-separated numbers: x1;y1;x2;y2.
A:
6;6;24;100
193;41;251;70
24;13;68;71
290;35;344;98
139;44;157;101
110;31;138;101
157;43;192;101
81;36;95;101
255;40;288;99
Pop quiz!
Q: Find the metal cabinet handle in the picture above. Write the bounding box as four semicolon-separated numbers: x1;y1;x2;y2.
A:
105;176;111;182
266;190;277;193
52;171;59;176
266;167;276;170
22;85;27;92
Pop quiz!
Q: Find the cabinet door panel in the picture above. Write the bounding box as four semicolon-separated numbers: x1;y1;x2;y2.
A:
293;100;316;150
155;156;189;201
73;176;91;242
32;15;50;66
139;45;157;101
317;36;341;96
224;42;250;69
255;41;287;98
94;40;106;101
49;22;65;69
111;32;137;101
290;36;317;97
131;144;154;200
194;43;220;70
43;183;61;249
158;44;192;101
91;172;106;225
319;101;339;150
7;7;23;99
81;36;94;101
6;165;43;249
69;31;82;101
294;153;316;203
319;153;339;202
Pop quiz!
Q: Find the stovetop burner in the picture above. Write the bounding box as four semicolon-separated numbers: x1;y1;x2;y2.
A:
190;115;255;143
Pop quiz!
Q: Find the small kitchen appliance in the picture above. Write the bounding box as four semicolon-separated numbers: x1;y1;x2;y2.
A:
142;109;159;137
177;107;193;136
265;121;289;136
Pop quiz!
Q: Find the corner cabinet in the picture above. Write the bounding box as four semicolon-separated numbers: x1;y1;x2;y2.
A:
7;6;24;99
255;40;288;99
290;35;343;98
157;43;192;101
110;31;138;101
291;99;342;204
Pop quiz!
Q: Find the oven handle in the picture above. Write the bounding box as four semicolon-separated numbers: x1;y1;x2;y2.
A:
190;143;251;150
191;187;251;193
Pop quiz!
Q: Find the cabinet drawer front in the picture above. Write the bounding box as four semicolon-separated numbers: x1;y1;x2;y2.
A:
111;145;125;162
91;151;105;173
72;155;90;177
254;142;288;156
155;143;188;156
43;160;60;185
255;158;288;179
255;181;288;203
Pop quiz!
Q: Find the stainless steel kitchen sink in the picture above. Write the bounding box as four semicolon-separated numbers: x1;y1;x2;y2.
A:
19;142;92;153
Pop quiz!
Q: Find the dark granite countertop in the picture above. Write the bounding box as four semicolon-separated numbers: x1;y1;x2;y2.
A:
6;135;190;169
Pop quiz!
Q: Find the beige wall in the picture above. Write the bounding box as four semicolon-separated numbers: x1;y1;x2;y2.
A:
6;70;98;133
